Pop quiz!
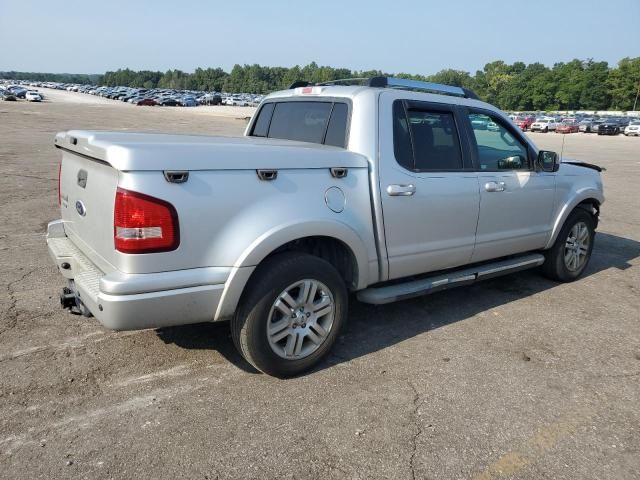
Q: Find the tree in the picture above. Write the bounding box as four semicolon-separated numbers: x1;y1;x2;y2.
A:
580;60;610;110
474;61;514;107
553;60;586;110
427;69;474;88
607;57;640;110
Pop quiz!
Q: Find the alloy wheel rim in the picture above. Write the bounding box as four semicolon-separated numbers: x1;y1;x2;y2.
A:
266;279;335;360
564;221;590;272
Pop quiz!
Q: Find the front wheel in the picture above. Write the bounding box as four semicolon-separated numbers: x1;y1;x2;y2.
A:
231;253;348;377
542;209;595;282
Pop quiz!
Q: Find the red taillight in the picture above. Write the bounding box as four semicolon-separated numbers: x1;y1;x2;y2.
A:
58;161;62;206
114;188;179;254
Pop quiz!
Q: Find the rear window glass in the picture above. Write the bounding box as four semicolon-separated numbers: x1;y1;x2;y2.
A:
251;101;349;147
268;102;332;143
324;103;349;147
252;103;274;137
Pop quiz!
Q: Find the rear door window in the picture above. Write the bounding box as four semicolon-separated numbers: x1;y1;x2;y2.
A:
250;101;349;147
408;110;462;170
393;101;413;170
392;101;464;171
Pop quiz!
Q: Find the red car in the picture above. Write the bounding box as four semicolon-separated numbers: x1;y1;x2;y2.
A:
136;98;158;106
556;123;579;134
513;116;534;131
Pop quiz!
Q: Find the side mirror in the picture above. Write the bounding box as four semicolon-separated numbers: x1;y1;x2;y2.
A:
498;155;524;170
537;150;560;172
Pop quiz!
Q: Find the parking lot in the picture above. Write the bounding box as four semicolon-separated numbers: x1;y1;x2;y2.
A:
0;90;638;479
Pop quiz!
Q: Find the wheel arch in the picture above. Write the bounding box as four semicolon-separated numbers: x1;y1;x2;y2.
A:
254;236;359;289
214;221;372;321
545;192;602;250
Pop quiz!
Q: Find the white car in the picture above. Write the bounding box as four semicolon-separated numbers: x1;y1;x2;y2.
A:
223;96;247;106
624;123;640;136
530;118;557;132
25;91;43;102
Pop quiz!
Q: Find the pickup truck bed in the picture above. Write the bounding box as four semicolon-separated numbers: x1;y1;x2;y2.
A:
51;129;377;330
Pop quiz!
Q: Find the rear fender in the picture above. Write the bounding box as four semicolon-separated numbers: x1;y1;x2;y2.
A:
213;220;371;321
235;220;370;287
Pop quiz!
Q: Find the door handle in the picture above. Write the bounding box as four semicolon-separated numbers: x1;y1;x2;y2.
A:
484;181;506;192
387;184;416;196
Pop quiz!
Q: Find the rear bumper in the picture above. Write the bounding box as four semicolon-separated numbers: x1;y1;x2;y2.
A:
46;220;231;330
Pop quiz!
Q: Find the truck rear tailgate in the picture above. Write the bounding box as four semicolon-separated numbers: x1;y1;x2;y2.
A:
59;148;119;273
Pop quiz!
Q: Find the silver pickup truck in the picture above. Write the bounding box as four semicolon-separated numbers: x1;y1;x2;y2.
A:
48;77;604;377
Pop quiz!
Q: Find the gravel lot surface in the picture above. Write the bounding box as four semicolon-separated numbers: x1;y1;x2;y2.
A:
0;90;638;479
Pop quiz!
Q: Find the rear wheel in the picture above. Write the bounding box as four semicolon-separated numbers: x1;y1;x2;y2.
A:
543;209;595;282
231;253;348;377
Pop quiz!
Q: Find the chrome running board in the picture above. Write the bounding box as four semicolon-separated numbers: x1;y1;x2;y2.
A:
357;253;545;305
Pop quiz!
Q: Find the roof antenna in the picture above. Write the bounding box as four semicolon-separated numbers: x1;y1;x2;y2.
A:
560;132;566;163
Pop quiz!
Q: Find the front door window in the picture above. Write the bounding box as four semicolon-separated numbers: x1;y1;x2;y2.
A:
467;113;529;171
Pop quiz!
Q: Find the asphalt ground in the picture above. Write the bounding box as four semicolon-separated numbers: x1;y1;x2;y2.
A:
0;90;638;479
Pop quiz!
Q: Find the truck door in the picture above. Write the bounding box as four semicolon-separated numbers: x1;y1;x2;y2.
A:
378;94;480;280
462;109;556;262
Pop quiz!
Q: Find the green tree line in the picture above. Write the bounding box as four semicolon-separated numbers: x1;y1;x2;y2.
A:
0;71;102;84
3;57;639;110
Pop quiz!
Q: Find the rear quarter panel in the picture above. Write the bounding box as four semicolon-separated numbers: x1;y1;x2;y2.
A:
116;167;379;287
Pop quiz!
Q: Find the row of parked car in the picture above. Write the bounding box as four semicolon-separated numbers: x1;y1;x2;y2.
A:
0;83;44;102
509;114;640;136
23;81;264;108
5;79;639;137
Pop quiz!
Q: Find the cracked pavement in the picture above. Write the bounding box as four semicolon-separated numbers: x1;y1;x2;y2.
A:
0;89;639;479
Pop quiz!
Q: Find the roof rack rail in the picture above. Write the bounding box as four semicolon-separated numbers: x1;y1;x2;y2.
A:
317;78;370;86
288;76;480;100
367;76;479;99
288;81;312;89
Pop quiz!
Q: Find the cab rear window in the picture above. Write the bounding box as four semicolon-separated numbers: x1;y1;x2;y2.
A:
250;101;349;148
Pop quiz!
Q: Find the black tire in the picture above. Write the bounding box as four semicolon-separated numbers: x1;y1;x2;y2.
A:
231;252;348;377
542;208;595;282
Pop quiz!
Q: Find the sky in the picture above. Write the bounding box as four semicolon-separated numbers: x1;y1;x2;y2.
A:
1;0;639;75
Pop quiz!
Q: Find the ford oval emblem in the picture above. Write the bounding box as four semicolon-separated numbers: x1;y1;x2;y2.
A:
75;200;87;217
